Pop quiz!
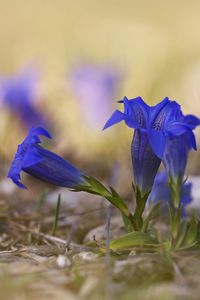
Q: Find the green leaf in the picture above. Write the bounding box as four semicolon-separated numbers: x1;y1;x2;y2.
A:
174;220;188;249
109;231;158;251
142;202;161;232
133;187;151;230
77;176;130;216
182;214;199;246
168;205;182;241
122;214;135;233
168;175;182;208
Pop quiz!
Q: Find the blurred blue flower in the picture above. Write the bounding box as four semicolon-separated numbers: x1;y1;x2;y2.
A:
70;63;122;128
104;96;200;195
162;120;200;183
8;127;86;189
148;171;192;216
0;68;46;128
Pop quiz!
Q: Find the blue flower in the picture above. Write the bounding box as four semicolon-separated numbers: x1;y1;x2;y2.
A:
104;96;176;196
8;127;86;189
148;171;192;216
1;68;46;128
166;126;199;181
104;96;200;196
148;102;200;183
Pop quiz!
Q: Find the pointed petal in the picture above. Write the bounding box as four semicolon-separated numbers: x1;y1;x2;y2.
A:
103;110;126;129
183;114;200;128
123;96;149;128
186;130;197;150
103;109;139;130
148;130;166;158
151;99;181;130
12;177;27;189
7;171;27;189
30;127;52;139
150;97;170;126
167;122;190;136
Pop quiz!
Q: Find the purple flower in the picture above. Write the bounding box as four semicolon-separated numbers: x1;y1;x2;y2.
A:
0;68;46;128
8;127;86;189
70;63;122;128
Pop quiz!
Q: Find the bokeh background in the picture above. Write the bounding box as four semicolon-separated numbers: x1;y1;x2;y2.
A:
1;0;200;189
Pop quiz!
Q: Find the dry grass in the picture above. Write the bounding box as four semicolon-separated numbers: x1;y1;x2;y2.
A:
0;185;200;300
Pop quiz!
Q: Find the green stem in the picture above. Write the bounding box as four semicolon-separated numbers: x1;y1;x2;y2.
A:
169;175;182;209
168;203;183;249
133;187;150;231
51;194;61;236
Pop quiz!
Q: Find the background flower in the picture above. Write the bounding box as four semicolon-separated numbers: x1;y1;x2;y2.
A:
0;67;47;129
148;171;192;216
69;62;123;129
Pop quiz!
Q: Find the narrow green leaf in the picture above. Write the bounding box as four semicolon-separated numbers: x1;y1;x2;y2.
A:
174;220;188;249
77;176;130;216
183;214;198;246
110;232;158;251
122;214;134;233
142;202;161;232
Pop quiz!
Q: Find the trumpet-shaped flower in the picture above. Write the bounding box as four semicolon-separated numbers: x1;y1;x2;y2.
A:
8;127;86;189
104;96;174;195
162;120;200;185
104;96;200;196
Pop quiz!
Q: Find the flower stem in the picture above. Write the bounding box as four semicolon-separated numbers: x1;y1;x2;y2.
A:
133;187;150;231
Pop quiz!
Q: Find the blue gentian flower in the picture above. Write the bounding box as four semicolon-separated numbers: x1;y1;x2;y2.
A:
1;68;46;128
8;127;86;189
104;96;177;196
70;63;122;128
148;171;192;216
104;96;200;196
147;101;200;184
163;124;200;183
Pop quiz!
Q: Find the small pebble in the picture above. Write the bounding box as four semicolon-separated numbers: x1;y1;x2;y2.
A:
56;255;71;268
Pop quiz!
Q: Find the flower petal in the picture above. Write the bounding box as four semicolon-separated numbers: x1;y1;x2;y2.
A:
123;96;149;128
22;147;43;168
131;129;161;196
183;114;200;128
103;110;128;129
150;97;170;127
151;99;181;130
167;122;191;136
148;130;166;158
23;145;85;188
186;130;197;150
30;127;52;140
7;170;27;189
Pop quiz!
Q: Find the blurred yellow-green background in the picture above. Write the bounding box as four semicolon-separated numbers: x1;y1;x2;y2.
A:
0;0;200;174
